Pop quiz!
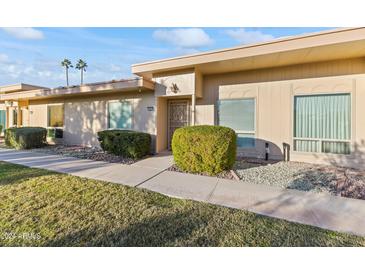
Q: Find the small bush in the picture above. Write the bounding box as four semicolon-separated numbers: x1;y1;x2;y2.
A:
5;127;47;149
0;125;3;133
97;130;151;159
172;125;236;175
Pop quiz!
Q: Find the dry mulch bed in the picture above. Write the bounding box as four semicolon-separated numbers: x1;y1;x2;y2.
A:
168;156;365;200
31;145;137;165
332;167;365;200
235;158;365;200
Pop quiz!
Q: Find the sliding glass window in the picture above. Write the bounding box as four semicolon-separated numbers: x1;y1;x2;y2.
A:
293;93;351;154
218;98;255;148
48;105;64;127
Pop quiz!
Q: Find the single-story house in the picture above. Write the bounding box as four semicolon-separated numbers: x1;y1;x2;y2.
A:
2;27;365;169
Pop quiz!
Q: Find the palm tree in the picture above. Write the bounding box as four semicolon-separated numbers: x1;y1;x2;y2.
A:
61;59;73;87
76;59;88;85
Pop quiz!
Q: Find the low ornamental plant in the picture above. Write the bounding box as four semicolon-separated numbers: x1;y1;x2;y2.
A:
5;127;47;149
172;125;236;175
97;130;151;159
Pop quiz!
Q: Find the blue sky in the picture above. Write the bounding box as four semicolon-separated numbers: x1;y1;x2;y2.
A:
0;27;333;87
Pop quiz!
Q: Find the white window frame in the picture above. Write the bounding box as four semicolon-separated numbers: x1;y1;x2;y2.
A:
107;99;134;130
292;92;352;155
47;103;65;129
217;97;257;148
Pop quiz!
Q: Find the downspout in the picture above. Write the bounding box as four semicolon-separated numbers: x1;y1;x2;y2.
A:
192;70;197;126
17;106;21;127
5;106;9;129
191;92;196;126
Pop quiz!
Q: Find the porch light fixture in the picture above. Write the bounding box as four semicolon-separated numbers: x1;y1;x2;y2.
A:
5;101;13;107
170;83;179;93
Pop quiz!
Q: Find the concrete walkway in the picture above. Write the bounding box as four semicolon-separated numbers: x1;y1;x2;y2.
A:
0;148;365;237
0;148;172;187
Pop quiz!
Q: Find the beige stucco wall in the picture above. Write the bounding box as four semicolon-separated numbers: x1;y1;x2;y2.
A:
7;107;14;127
156;97;168;152
194;57;365;169
29;103;48;127
154;69;195;97
27;91;156;148
21;107;29;126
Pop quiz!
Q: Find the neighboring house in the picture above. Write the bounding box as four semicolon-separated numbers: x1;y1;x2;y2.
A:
0;79;155;146
1;28;365;169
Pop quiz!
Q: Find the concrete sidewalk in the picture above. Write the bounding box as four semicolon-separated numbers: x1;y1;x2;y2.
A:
140;170;365;236
0;148;171;187
0;148;365;237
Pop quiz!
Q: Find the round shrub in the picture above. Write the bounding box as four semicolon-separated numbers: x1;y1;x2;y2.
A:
97;130;151;159
5;127;47;149
172;125;236;175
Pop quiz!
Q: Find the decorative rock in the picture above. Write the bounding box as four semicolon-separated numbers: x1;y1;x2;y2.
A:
31;145;136;165
234;159;365;200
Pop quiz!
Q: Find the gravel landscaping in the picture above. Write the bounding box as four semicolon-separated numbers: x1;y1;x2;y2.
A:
31;145;138;164
3;137;365;201
235;159;365;200
167;157;365;200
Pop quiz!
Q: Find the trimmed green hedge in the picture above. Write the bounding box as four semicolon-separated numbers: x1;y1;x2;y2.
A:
97;130;151;159
5;127;47;149
172;125;236;175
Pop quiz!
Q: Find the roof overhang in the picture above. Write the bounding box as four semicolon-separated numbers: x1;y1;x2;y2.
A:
0;83;48;94
0;78;154;101
132;28;365;77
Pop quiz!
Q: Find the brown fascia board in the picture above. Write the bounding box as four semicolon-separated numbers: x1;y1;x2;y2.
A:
0;83;48;93
0;78;155;101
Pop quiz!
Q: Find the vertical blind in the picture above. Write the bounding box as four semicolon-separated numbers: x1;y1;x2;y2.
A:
218;99;255;147
294;93;351;154
108;101;132;129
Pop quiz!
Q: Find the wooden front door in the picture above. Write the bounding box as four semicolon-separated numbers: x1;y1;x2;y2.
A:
168;100;190;149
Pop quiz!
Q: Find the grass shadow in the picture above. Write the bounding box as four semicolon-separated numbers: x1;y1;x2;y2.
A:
0;161;54;186
288;165;365;200
288;166;337;193
44;209;214;247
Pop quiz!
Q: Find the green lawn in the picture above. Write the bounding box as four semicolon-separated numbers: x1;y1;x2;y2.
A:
0;162;364;247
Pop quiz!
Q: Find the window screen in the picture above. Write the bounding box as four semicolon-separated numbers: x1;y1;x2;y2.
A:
48;105;64;127
218;99;255;148
108;101;132;129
